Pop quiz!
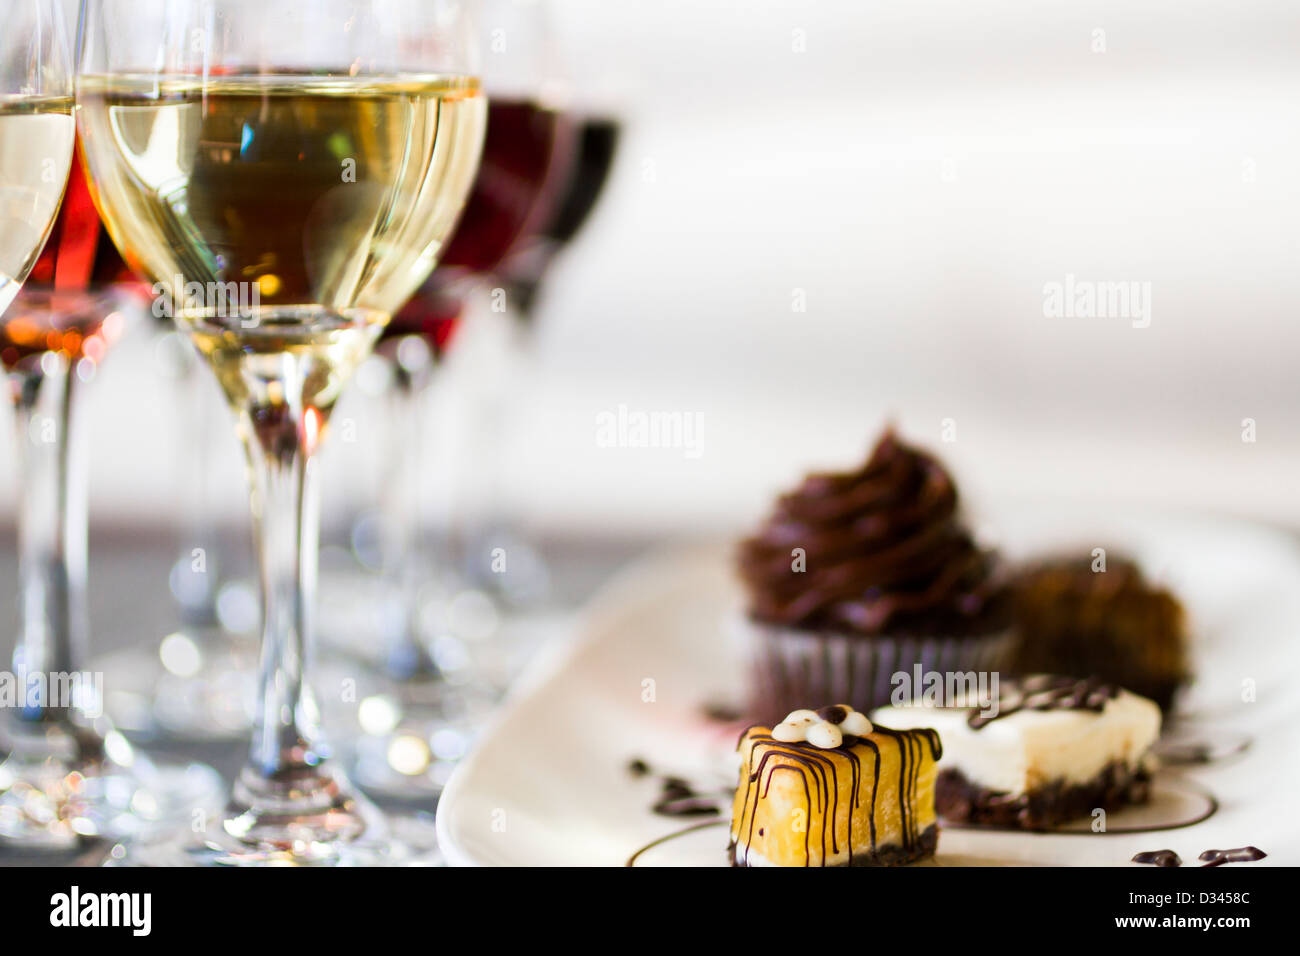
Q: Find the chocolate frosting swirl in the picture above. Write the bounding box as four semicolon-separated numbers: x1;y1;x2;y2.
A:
738;430;1006;635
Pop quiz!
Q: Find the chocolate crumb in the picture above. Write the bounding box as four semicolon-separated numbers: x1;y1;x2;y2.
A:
703;702;743;722
650;773;724;818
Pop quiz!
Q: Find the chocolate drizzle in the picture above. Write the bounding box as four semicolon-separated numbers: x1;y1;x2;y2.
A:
626;820;729;866
730;723;941;867
737;430;1007;635
967;674;1120;729
1133;849;1182;867
1134;846;1266;868
1199;846;1266;867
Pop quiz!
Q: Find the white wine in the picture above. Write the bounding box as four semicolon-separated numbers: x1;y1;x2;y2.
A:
0;98;75;314
78;74;485;414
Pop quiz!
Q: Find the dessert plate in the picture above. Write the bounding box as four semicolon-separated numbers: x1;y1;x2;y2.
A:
436;503;1300;866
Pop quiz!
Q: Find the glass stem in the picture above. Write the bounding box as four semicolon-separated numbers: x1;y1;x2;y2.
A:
224;352;369;848
171;346;223;627
6;354;92;747
241;391;326;780
379;369;438;680
470;306;530;558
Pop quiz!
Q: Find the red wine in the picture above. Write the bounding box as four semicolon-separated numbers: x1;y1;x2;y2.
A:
438;99;573;276
377;286;463;360
543;117;620;247
25;139;133;292
503;116;620;318
1;141;132;371
383;99;574;354
0;294;118;371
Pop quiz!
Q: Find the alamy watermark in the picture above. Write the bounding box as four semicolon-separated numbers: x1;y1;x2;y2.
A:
151;275;262;326
595;404;703;459
1042;273;1151;328
890;665;1000;720
0;670;104;717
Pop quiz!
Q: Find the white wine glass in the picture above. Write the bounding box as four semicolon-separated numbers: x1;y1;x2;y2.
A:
0;0;80;852
0;0;74;313
321;0;572;802
2;0;220;858
78;0;486;865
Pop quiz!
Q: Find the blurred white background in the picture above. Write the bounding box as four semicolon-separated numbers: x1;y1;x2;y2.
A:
4;0;1299;541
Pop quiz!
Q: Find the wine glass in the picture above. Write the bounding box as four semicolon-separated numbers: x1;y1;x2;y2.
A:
502;116;621;324
17;130;252;747
445;0;575;608
0;0;73;313
0;0;220;855
78;0;486;865
459;103;622;608
318;0;574;800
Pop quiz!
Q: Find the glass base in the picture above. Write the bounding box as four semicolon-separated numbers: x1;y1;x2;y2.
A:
349;718;473;801
96;627;257;743
106;805;444;866
319;659;495;801
0;738;223;853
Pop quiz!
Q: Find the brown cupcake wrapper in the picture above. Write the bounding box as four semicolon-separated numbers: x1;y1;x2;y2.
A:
743;618;1013;723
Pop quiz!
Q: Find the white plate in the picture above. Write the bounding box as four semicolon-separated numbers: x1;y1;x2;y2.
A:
436;503;1300;866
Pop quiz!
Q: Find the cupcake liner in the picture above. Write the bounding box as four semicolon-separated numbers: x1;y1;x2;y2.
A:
742;616;1013;723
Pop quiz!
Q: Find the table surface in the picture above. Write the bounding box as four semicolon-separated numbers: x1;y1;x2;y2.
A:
0;525;659;865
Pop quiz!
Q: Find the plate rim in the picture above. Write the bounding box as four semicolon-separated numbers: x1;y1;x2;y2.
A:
435;542;728;866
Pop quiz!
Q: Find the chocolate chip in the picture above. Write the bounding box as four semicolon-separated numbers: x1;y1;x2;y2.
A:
817;705;848;724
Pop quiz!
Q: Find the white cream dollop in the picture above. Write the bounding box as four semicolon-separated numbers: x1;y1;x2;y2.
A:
771;705;873;749
770;710;818;742
839;710;873;735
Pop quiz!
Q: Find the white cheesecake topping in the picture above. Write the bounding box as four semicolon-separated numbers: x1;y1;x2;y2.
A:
872;680;1160;793
771;705;873;749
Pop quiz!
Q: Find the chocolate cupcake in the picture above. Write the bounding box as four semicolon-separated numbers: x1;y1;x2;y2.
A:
737;429;1010;722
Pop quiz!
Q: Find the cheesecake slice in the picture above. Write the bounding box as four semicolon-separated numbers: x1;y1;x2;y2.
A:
872;675;1160;829
729;705;942;867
